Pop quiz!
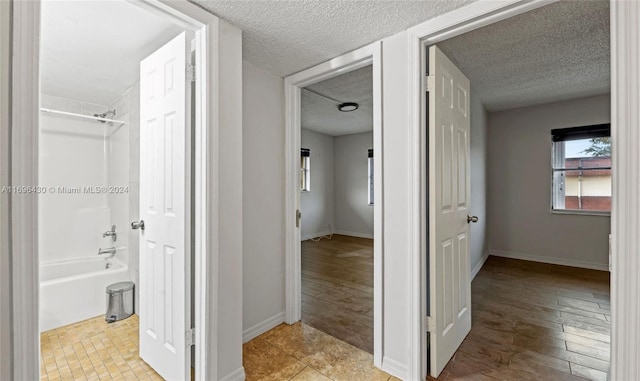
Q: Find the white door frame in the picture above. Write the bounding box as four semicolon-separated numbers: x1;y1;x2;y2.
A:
406;0;637;379
405;3;556;377
284;41;384;367
10;1;222;379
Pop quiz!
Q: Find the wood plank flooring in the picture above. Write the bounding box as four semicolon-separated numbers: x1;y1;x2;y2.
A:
431;256;610;381
301;234;374;354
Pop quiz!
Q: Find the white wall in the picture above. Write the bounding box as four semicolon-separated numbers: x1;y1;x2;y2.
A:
300;128;334;239
215;21;244;380
38;95;112;263
334;131;374;238
380;30;412;376
487;94;611;270
470;92;488;276
0;0;11;378
242;61;286;339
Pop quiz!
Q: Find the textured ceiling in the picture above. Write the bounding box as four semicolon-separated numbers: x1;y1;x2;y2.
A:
302;65;372;136
190;0;476;77
438;0;610;112
41;1;183;105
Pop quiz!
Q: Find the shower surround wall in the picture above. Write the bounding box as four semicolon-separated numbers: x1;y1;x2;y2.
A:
39;95;115;263
39;92;140;329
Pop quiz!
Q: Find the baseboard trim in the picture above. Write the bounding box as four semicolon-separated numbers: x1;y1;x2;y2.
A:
381;356;408;380
219;367;246;381
301;231;332;241
242;311;285;343
489;250;609;272
471;252;490;280
333;230;374;239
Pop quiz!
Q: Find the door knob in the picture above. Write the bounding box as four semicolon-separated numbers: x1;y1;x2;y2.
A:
467;215;479;224
131;220;145;230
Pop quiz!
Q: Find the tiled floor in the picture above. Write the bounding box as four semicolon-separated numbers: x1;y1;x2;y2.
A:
243;322;398;381
40;314;162;381
301;235;374;354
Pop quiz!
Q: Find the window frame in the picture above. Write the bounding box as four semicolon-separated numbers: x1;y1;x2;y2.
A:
301;148;310;192
368;149;374;205
550;124;611;216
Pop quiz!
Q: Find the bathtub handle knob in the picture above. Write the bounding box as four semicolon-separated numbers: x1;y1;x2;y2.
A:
131;220;145;231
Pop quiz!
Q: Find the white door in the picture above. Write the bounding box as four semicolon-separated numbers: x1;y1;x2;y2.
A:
428;45;472;378
138;32;191;381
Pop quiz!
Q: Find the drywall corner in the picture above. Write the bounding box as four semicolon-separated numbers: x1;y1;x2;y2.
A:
215;19;244;380
470;91;488;275
471;252;489;280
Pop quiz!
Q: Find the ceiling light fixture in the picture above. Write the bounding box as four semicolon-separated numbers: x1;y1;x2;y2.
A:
338;102;359;112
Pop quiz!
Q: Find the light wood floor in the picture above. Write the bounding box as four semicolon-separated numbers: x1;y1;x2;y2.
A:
301;234;374;354
431;256;610;381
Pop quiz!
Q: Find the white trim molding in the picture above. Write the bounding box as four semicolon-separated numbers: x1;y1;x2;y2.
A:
219;367;246;381
471;252;490;280
381;356;409;380
332;230;374;240
284;41;384;368
242;312;285;343
0;0;12;379
300;231;332;241
489;250;609;272
11;2;41;380
610;1;640;379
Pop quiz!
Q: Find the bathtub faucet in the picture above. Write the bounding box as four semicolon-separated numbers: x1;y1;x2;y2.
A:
98;247;116;258
102;225;117;242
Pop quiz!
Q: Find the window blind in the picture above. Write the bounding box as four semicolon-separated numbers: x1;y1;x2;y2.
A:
551;124;610;142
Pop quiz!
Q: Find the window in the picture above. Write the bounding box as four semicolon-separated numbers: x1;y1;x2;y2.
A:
551;124;611;213
301;148;310;192
368;149;374;205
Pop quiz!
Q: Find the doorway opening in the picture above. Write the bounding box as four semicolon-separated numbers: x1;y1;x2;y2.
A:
284;41;383;366
420;1;611;379
299;65;375;353
38;1;198;380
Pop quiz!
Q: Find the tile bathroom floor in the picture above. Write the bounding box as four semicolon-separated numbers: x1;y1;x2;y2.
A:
40;314;163;381
243;322;398;381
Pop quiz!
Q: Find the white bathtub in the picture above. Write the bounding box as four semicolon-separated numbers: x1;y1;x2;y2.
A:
40;256;130;332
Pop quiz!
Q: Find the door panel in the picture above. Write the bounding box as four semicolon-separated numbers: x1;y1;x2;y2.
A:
429;45;472;378
139;31;190;381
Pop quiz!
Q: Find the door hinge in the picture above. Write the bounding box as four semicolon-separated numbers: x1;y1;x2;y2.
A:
186;328;196;346
296;209;302;228
186;63;196;82
426;316;433;333
424;74;435;93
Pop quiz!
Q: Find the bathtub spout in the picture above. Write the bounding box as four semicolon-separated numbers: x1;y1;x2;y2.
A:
98;247;116;258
